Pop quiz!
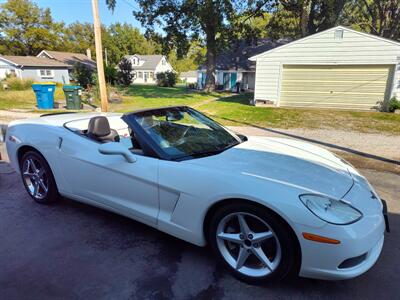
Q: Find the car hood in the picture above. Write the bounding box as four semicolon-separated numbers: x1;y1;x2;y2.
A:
186;136;354;199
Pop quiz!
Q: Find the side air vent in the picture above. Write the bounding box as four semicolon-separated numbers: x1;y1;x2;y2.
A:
334;29;344;40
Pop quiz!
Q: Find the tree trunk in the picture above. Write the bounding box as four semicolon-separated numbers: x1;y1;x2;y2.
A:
307;0;318;35
300;0;312;37
204;24;216;92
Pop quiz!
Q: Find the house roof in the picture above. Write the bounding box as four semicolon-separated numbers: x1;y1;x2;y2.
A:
38;50;96;69
0;55;70;68
124;54;164;70
180;70;197;77
249;26;400;61
199;38;291;72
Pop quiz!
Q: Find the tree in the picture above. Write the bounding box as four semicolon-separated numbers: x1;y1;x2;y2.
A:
168;39;206;73
0;0;63;55
104;64;118;85
156;71;177;87
106;0;274;91
266;7;300;39
117;58;134;86
72;63;94;88
342;0;400;40
63;22;96;55
103;22;161;65
279;0;348;37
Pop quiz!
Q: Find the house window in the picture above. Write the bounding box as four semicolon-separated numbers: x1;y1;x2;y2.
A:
38;69;54;78
149;72;154;78
162;59;166;65
138;71;143;78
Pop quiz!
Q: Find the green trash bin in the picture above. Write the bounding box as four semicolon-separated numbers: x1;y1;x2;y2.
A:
63;85;82;110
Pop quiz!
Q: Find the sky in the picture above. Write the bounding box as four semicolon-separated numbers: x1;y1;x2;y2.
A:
6;0;145;29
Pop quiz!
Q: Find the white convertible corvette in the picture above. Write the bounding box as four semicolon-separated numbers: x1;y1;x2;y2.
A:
6;106;389;283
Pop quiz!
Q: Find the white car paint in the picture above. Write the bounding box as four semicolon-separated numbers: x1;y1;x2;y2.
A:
5;112;385;280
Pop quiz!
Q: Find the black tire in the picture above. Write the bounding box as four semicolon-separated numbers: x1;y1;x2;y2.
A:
208;202;299;284
19;150;59;204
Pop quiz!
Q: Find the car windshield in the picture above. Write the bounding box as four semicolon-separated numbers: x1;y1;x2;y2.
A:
125;107;242;160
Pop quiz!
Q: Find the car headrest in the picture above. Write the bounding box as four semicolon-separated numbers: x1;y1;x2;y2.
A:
87;116;111;137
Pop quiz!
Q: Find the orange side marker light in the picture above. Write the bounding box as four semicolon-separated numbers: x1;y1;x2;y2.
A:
302;232;341;244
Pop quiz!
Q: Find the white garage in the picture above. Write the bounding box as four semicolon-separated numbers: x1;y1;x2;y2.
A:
250;26;400;110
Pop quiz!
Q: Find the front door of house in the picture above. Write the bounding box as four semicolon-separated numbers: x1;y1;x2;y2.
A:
223;73;230;90
230;73;237;90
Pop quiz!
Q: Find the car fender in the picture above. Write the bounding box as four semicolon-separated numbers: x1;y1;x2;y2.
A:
157;160;325;246
6;122;69;192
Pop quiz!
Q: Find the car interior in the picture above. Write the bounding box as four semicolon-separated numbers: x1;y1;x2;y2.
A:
86;116;120;143
65;116;144;155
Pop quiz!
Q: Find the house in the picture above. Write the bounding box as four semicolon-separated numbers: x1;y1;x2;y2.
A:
250;26;400;110
121;54;174;84
0;55;70;83
37;50;96;70
179;70;198;84
198;38;289;91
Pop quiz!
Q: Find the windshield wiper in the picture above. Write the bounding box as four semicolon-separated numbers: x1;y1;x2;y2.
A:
174;148;225;160
174;141;240;161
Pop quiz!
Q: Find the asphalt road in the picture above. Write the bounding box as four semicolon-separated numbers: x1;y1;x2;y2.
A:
0;164;399;300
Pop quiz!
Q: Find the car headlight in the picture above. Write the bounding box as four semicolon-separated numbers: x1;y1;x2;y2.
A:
299;194;363;225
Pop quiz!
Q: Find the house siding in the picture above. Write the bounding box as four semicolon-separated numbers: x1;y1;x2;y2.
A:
0;59;69;83
0;60;18;79
128;55;174;84
132;70;156;84
20;68;70;84
154;59;174;74
253;27;400;106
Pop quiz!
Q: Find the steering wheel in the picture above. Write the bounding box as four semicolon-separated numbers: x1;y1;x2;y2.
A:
173;126;195;146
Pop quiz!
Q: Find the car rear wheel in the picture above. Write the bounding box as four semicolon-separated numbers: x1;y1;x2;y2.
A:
208;202;298;284
20;150;59;204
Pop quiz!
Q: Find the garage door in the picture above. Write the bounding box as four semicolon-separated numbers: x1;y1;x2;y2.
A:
280;65;393;109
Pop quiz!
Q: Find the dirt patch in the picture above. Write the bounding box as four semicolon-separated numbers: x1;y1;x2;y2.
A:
332;151;400;175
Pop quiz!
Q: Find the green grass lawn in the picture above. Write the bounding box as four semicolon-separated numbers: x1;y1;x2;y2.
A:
107;84;231;111
1;84;400;135
195;93;400;135
0;87;64;110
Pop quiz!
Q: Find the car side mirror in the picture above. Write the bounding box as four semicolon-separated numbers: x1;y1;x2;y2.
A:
98;142;136;163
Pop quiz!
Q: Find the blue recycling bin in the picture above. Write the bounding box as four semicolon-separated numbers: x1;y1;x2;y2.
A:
32;82;56;109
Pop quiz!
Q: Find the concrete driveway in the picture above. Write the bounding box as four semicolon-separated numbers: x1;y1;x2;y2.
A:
0;161;399;299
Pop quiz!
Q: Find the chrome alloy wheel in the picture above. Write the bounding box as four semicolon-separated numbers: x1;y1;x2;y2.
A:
216;212;282;277
22;157;48;200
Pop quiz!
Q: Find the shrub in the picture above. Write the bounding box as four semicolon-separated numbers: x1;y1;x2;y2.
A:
72;62;94;88
117;58;133;86
3;77;34;90
105;64;118;85
156;71;177;87
388;97;400;113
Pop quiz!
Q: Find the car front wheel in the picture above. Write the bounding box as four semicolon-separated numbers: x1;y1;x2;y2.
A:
208;202;299;284
20;150;59;204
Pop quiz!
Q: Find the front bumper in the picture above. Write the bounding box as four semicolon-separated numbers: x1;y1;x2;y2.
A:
296;210;385;280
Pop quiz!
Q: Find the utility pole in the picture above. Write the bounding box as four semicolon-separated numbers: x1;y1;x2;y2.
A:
91;0;108;112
